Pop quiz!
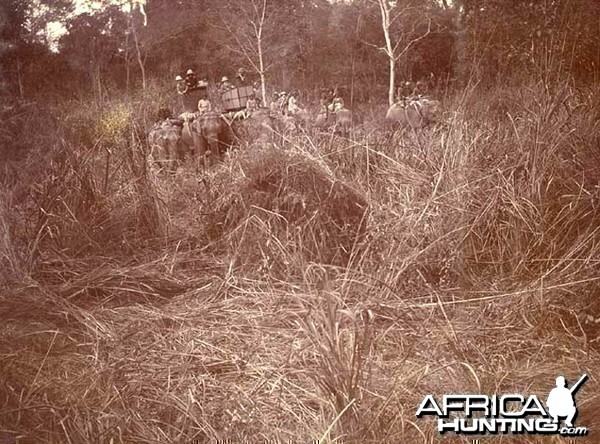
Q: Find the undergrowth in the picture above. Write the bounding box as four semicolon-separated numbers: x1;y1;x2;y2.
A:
1;80;599;443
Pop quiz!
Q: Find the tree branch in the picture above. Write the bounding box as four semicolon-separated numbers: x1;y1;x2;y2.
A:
393;18;432;62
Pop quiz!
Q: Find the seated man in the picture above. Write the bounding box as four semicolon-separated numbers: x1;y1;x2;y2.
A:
397;81;416;105
246;95;259;111
414;80;428;97
327;96;345;114
185;69;199;91
176;75;187;95
197;98;212;115
269;92;280;112
240;94;259;118
324;87;336;104
287;90;301;116
218;76;235;95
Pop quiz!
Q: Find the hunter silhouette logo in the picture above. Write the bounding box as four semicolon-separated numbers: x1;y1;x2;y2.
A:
546;374;587;428
417;374;589;437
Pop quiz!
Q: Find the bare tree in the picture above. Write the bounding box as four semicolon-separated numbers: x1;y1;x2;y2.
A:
122;0;147;90
129;16;146;90
375;0;432;105
218;0;282;104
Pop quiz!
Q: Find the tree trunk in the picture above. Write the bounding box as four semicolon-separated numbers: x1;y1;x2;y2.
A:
378;0;395;106
131;19;146;90
388;57;395;105
256;0;267;104
258;35;266;104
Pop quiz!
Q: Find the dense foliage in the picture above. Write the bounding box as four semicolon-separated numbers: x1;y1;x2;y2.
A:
2;0;599;102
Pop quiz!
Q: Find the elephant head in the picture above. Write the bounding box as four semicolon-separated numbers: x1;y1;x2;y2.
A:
385;98;441;129
231;108;275;146
148;122;182;173
315;107;352;137
178;112;196;160
191;111;233;167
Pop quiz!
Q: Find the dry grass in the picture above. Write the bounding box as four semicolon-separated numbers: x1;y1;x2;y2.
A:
1;80;599;443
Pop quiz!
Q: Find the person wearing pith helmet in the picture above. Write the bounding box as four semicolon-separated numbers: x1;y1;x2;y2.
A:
185;69;199;91
218;76;234;95
176;75;187;95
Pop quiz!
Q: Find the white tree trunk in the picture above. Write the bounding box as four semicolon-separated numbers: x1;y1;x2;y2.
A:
257;0;267;105
258;34;266;104
388;49;395;106
378;0;395;106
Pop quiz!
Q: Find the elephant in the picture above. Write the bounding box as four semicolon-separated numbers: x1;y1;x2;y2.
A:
315;107;352;137
265;108;310;137
147;121;182;173
385;98;441;129
230;108;276;145
289;108;312;131
190;111;233;167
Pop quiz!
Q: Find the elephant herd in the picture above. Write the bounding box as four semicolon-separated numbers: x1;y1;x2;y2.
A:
148;109;271;172
148;96;442;173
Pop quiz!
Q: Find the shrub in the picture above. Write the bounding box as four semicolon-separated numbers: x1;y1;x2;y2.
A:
204;147;368;277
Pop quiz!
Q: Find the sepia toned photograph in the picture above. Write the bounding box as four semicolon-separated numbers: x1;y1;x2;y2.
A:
1;0;598;442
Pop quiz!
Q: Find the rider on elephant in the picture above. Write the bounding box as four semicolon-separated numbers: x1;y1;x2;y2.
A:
176;75;187;95
269;92;280;113
197;98;212;116
287;90;301;116
245;94;259;118
185;69;200;91
218;76;235;95
332;96;345;112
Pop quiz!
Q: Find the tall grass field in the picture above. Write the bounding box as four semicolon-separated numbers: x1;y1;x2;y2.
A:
1;80;599;442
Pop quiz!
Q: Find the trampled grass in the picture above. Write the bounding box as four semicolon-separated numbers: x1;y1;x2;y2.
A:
1;81;599;443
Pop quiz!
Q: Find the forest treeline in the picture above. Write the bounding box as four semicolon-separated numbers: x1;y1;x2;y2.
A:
1;0;599;105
